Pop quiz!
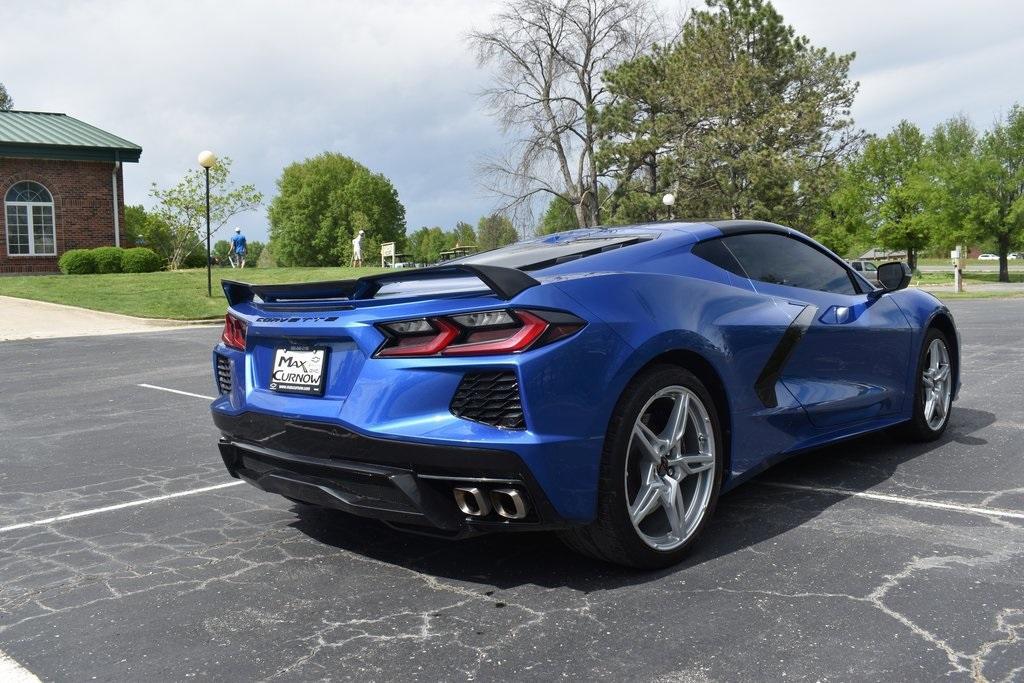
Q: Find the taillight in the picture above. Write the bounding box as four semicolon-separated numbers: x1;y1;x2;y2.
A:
374;309;585;358
221;313;247;351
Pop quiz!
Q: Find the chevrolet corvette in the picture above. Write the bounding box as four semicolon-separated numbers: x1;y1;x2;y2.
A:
211;220;959;568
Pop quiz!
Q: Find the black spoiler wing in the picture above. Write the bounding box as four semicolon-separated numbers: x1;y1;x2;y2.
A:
222;264;541;306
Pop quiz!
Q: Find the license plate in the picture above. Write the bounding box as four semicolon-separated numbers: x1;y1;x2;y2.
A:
269;346;328;396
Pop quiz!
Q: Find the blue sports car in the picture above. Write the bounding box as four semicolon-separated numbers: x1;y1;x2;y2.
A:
211;220;959;568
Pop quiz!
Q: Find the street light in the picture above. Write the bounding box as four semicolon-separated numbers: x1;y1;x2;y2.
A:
198;150;216;297
662;192;675;220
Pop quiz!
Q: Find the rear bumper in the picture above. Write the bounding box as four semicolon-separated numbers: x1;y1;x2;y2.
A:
214;411;572;535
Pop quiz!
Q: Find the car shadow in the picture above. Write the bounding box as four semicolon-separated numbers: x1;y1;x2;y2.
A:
287;406;996;592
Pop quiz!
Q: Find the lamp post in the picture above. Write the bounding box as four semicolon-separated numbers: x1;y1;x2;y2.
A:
197;150;217;297
662;192;675;220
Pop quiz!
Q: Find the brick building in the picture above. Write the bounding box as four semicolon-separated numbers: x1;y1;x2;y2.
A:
0;111;141;273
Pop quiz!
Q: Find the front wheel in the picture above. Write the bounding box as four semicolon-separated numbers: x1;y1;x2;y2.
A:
559;365;723;569
900;328;954;442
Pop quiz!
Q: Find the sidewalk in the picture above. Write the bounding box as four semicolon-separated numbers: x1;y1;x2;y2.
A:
0;296;211;341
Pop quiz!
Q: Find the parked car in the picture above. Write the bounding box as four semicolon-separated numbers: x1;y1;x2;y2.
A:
847;259;880;286
211;221;960;568
1009;253;1022;260
979;253;999;260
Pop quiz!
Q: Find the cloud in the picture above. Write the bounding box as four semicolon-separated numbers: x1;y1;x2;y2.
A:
2;0;503;241
2;0;1023;242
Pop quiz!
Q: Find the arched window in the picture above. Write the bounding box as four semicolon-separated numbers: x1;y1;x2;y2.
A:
5;181;56;256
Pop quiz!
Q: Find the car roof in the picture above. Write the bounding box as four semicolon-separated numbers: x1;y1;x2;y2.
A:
453;220;797;272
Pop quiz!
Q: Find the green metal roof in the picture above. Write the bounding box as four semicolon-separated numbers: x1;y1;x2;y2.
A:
0;110;142;163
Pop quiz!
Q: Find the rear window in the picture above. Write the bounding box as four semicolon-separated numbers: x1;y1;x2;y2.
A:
453;231;657;271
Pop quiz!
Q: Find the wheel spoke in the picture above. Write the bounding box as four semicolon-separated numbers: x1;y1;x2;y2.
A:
924;396;935;422
664;391;690;445
661;477;686;536
633;421;664;464
626;479;659;528
934;365;950;382
668;452;714;476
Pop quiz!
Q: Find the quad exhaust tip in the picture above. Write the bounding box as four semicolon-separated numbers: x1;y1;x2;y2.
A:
452;486;529;520
490;488;528;520
453;487;491;516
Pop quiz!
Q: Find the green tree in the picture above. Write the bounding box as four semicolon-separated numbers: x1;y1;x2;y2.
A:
125;203;198;267
967;105;1024;282
213;239;231;264
406;226;454;264
0;82;12;110
257;241;278;268
538;196;583;234
246;240;265;266
919;116;979;252
814;165;873;257
452;221;476;247
268;152;405;266
149;158;262;269
822;121;930;269
599;0;863;226
477;214;518;250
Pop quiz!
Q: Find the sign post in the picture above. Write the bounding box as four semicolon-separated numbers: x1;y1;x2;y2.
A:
951;248;964;293
381;241;396;268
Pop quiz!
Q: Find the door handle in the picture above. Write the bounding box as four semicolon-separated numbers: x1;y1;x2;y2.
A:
819;305;855;324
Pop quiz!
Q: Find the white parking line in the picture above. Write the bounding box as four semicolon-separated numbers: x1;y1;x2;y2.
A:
0;649;41;683
138;383;215;400
0;481;246;534
762;482;1024;521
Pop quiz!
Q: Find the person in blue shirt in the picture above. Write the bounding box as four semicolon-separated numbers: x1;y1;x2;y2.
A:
230;227;248;269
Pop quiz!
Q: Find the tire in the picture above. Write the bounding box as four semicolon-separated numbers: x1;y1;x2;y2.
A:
558;364;724;569
899;327;954;442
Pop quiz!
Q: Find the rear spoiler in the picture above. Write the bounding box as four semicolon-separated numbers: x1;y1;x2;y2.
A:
221;264;541;307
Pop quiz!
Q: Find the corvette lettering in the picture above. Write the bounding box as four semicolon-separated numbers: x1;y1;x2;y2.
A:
255;316;338;323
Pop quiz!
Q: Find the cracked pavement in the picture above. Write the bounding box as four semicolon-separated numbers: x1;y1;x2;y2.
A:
1;302;1022;681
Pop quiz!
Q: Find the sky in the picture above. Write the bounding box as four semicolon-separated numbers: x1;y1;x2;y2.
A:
2;0;1023;244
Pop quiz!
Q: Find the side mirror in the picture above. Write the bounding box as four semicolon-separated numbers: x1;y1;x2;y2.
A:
876;261;912;292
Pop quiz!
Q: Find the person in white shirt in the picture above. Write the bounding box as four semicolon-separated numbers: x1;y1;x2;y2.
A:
351;229;365;267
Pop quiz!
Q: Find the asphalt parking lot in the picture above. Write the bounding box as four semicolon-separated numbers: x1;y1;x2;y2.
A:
1;300;1023;682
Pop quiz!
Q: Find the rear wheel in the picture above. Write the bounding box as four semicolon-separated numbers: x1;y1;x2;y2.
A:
559;365;723;568
900;328;954;441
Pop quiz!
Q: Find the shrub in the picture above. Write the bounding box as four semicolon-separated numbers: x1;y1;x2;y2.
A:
93;246;125;274
182;246;208;269
257;241;276;268
121;247;163;273
58;249;97;275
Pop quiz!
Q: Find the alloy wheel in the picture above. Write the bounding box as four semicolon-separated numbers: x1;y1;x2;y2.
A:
922;338;952;431
624;386;716;551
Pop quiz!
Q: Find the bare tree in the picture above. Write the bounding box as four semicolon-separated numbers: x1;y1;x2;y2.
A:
470;0;660;228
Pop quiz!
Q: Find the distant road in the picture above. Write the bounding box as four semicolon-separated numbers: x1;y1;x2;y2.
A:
918;264;1024;273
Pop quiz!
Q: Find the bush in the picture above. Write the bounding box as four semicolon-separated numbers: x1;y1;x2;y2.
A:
93;246;125;274
257;242;277;268
182;246;208;269
121;247;163;273
58;249;97;275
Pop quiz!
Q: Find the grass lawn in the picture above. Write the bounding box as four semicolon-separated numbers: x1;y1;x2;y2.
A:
913;271;1024;286
917;257;1024;268
0;267;388;320
2;265;1021;321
